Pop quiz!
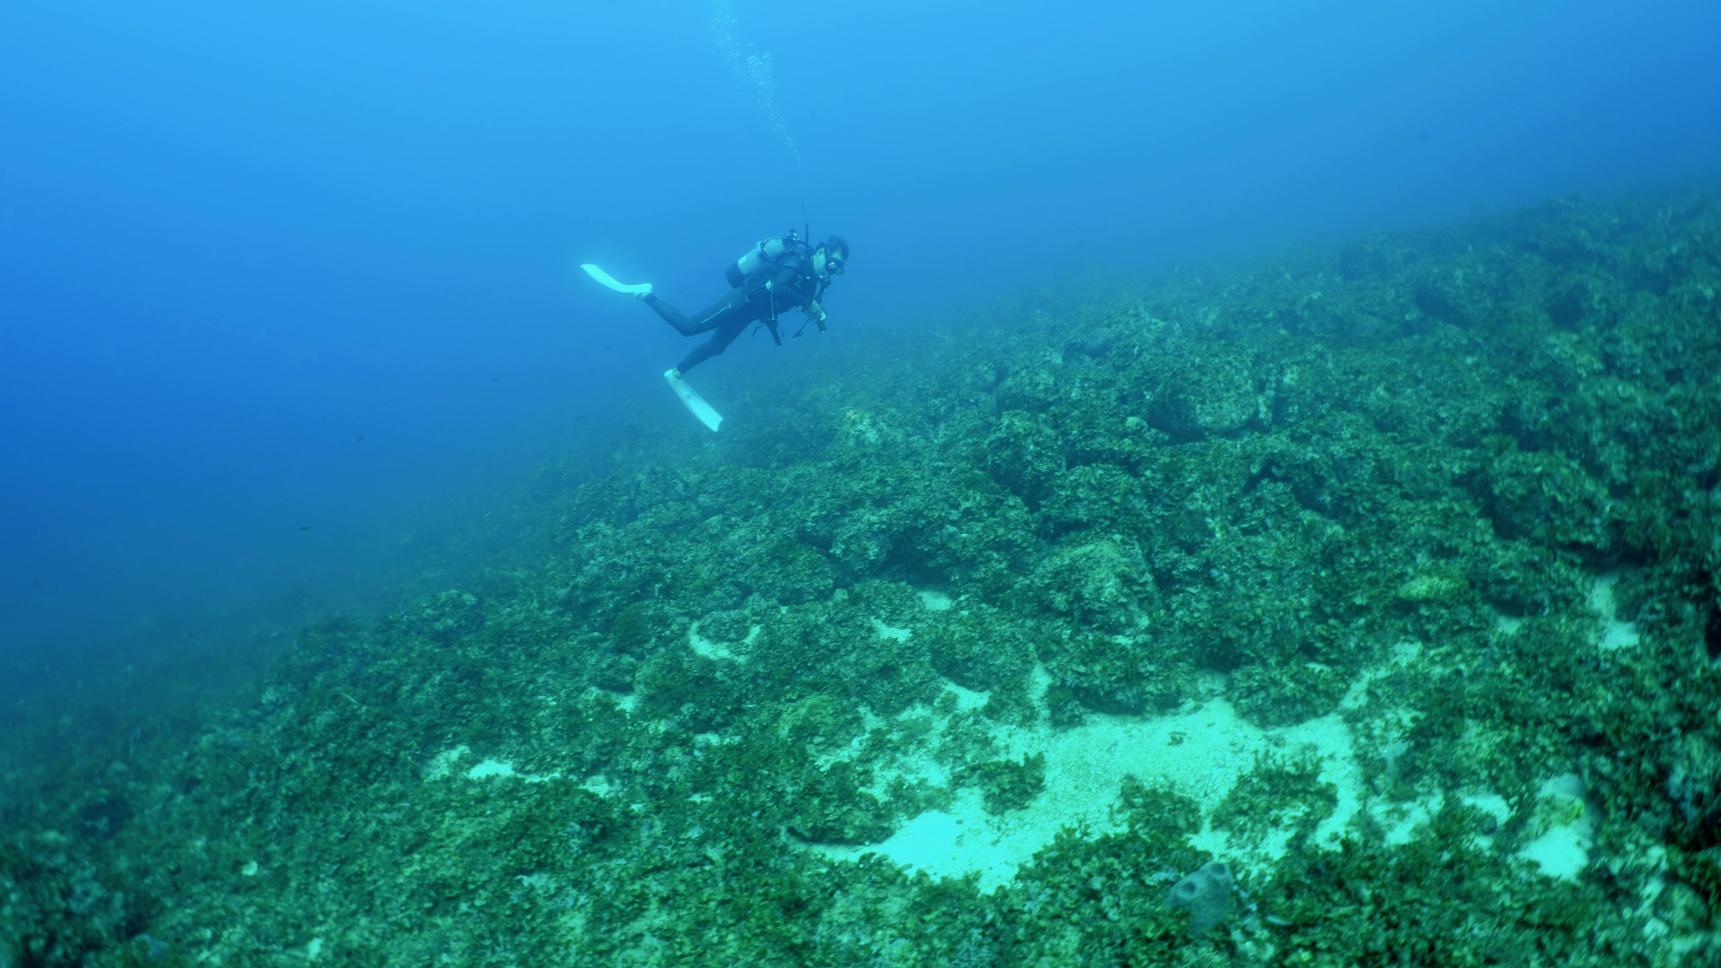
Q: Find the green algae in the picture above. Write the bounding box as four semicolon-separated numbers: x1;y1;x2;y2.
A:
4;192;1721;964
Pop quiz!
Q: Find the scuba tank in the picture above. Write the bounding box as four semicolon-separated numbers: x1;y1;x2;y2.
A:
724;230;803;289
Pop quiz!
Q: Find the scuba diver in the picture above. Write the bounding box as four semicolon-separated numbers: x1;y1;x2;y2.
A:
581;231;848;431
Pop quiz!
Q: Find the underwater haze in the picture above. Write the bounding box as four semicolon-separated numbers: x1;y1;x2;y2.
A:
2;1;1717;695
3;1;1721;963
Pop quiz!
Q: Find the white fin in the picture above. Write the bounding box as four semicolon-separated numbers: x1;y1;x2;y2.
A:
581;263;652;295
664;369;723;432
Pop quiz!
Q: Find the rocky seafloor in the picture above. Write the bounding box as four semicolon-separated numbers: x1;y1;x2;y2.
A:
4;192;1720;966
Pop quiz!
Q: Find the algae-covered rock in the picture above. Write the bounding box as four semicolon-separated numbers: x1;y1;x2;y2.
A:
608;600;665;655
961;752;1046;815
826;507;897;575
750;605;942;716
1475;440;1613;551
995;358;1064;412
1395;572;1469;604
1145;347;1261;440
1211;754;1337;847
773;693;866;758
1040;462;1150;538
785;760;896;845
1229;660;1345;727
1042;627;1192;716
1033;537;1155;634
918;602;1034;692
983;410;1065;501
635;648;748;732
412;589;485;642
723;524;839;605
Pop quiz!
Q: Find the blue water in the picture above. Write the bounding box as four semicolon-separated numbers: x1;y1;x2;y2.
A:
2;0;1718;697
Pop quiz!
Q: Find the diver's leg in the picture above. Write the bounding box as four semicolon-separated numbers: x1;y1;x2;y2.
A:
645;291;739;337
675;316;750;374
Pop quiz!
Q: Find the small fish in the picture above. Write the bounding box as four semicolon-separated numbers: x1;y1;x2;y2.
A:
298;525;313;532
355;434;365;444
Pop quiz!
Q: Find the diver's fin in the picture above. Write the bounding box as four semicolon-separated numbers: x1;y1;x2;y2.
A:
664;369;723;432
581;263;652;296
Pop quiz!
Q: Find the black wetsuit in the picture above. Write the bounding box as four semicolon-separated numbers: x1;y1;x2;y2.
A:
644;246;826;374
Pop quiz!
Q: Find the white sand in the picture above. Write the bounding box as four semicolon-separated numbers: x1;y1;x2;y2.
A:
1590;576;1641;651
811;682;1365;891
